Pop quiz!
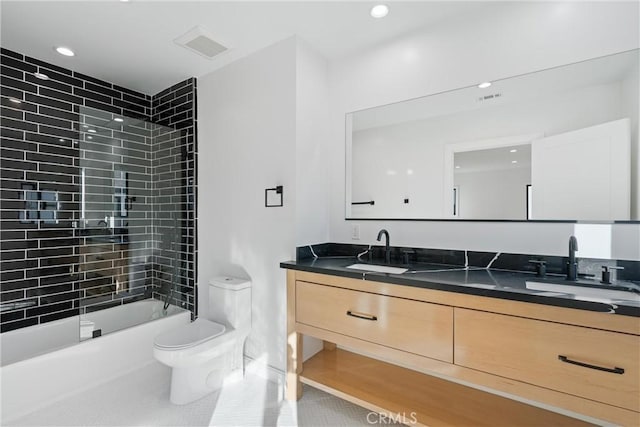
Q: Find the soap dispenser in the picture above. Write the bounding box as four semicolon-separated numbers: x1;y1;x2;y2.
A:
601;265;624;284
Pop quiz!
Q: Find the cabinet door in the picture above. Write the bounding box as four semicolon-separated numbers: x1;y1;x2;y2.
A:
454;308;640;411
296;281;453;362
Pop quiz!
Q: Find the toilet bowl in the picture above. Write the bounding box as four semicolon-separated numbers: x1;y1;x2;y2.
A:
153;276;251;404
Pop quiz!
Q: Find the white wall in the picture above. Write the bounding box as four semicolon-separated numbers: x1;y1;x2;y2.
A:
295;39;330;246
328;1;640;260
198;37;329;372
352;125;444;218
198;37;297;371
456;167;531;220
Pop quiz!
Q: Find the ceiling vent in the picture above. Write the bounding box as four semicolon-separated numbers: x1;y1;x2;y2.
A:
174;26;228;60
477;93;502;102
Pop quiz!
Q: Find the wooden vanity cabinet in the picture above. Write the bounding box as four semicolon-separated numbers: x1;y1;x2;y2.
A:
454;308;640;412
286;270;640;426
296;281;453;362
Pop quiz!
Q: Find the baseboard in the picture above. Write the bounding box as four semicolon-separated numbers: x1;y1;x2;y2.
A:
243;355;285;385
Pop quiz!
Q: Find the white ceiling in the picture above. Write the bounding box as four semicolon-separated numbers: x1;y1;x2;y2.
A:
352;49;639;131
0;1;484;96
454;144;532;174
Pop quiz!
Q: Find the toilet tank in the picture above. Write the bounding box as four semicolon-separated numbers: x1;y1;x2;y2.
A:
208;276;251;332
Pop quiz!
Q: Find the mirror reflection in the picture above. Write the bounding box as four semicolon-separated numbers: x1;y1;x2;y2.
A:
346;49;639;221
453;144;531;220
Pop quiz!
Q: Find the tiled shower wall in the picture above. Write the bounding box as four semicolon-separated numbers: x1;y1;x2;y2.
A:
150;79;198;314
0;48;197;332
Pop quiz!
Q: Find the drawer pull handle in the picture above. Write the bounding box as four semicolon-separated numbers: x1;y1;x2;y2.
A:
346;310;377;321
558;355;624;374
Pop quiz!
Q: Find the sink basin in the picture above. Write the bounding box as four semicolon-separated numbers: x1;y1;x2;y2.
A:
346;263;408;274
462;283;497;290
526;281;640;302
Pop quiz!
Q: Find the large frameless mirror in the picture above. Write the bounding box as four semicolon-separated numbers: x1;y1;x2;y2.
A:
346;49;639;222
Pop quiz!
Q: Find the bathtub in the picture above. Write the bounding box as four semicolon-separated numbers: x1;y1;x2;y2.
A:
0;299;190;423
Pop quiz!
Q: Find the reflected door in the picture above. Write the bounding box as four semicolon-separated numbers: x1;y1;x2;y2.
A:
531;119;630;220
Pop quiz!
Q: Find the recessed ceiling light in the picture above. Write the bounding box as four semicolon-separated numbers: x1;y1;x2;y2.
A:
455;165;461;169
478;82;492;89
88;129;97;133
370;4;389;18
55;46;75;57
510;149;517;153
9;97;22;104
386;170;397;176
114;117;124;122
34;72;49;80
406;169;414;175
512;160;518;164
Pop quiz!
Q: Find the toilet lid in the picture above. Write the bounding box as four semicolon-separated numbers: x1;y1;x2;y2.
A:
154;319;226;350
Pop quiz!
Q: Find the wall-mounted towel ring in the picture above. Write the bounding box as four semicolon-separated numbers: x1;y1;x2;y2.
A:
265;185;283;207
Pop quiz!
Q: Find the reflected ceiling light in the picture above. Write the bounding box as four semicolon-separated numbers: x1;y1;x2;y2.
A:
9;97;22;104
478;82;492;89
55;46;75;57
34;72;49;80
512;160;518;164
455;165;461;169
370;4;389;18
88;129;97;133
114;117;124;122
387;170;397;176
58;139;65;142
510;149;517;153
406;169;414;175
87;136;93;140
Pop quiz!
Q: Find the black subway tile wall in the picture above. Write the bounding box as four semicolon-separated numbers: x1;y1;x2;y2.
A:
150;78;198;315
0;48;198;332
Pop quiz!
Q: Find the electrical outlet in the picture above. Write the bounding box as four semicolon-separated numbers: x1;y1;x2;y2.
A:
351;224;360;240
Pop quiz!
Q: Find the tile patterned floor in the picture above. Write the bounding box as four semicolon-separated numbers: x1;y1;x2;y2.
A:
9;361;384;427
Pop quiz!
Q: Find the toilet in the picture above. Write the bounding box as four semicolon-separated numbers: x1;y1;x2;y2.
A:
153;276;251;404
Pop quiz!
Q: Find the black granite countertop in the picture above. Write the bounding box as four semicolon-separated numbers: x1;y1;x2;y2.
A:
280;257;640;317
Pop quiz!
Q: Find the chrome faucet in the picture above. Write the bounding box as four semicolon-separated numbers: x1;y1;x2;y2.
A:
567;235;579;281
377;229;391;264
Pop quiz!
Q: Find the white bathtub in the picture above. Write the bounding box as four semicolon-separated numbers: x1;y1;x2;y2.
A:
0;299;190;423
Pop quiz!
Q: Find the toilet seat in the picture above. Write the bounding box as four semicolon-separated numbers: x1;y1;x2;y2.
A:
154;318;225;350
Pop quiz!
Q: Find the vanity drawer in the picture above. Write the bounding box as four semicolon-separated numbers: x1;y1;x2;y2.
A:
296;281;453;362
454;308;640;411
